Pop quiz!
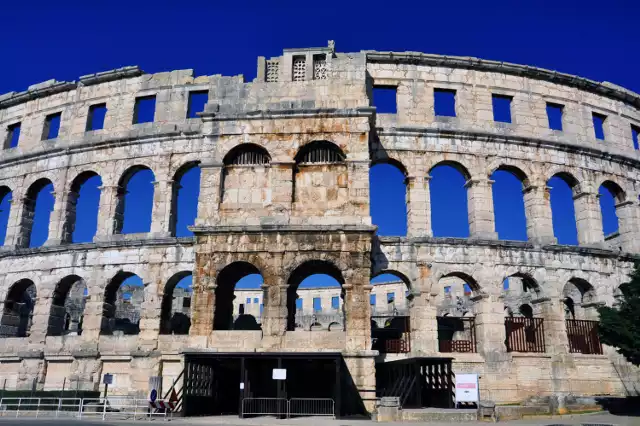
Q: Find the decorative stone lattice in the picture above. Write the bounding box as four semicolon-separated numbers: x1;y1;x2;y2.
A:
313;56;327;80
266;60;279;83
292;57;306;82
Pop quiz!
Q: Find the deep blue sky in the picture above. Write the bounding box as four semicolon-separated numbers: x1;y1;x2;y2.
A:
1;0;634;292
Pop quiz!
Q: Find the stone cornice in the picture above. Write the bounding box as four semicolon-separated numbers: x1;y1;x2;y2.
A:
377;126;640;168
202;106;375;121
365;51;640;109
191;224;377;234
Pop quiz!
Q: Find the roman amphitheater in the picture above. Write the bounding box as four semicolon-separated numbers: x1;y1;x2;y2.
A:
0;40;639;416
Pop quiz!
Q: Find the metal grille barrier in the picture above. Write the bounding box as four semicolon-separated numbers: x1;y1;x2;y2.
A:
241;397;335;418
505;317;546;353
566;319;603;355
0;397;172;420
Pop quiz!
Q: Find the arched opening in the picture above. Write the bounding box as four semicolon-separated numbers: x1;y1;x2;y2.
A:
599;181;625;237
214;262;263;331
429;162;470;238
293;141;347;210
502;273;545;352
101;272;144;335
115;167;155;234
0;279;36;337
562;278;597;320
170;163;201;237
160;272;192;334
502;273;541;314
490;167;528;241
21;179;54;248
369;161;407;236
221;144;271;207
436;272;479;353
0;186;12;246
64;172;102;243
371;271;411;353
286;260;345;332
48;275;87;336
548;173;579;245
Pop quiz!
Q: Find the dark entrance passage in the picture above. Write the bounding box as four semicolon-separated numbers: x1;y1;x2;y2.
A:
183;352;367;418
376;357;454;408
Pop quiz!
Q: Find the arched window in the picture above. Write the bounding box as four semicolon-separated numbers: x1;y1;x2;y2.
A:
295;141;345;164
21;179;54;248
436;273;479;353
221;145;271;207
599;181;625;237
170;164;201;237
115;167;155;234
48;275;87;336
0;279;36;337
101;272;144;335
286;260;345;331
64;172;102;243
369;161;407;236
214;262;263;331
548;173;579;245
160;272;192;334
563;278;597;320
0;186;12;246
293;141;347;208
491;167;527;241
429;162;469;238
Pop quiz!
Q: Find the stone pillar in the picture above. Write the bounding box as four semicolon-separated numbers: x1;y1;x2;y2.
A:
406;176;432;238
190;265;215;336
474;294;507;358
261;284;288;336
45;189;68;246
573;191;605;246
28;287;54;345
523;183;557;245
409;290;438;354
94;185;120;241
80;268;108;342
466;178;498;240
534;298;568;354
343;277;372;352
347;160;370;221
615;200;640;253
269;161;294;221
150;179;172;238
1;195;22;249
138;266;162;351
194;162;223;226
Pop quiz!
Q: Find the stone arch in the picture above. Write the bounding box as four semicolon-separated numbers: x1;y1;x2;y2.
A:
101;271;144;335
114;166;155;234
371;270;412;291
20;178;54;248
370;159;408;236
599;179;626;236
548;171;580;245
502;272;542;317
293;141;347;209
328;321;342;331
490;165;529;241
429;161;470;238
563;278;597;319
0;185;12;246
160;271;192;334
63;171;102;243
170;162;201;237
220;144;271;207
214;261;263;331
428;160;471;180
286;259;345;332
1;279;36;337
48;275;87;336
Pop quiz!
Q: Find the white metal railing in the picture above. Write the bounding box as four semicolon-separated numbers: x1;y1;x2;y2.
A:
241;397;335;418
0;397;173;420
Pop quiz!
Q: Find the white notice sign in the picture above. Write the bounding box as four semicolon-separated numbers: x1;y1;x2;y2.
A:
455;374;479;403
272;368;287;380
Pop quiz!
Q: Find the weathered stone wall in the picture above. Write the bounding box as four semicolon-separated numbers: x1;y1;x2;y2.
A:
0;41;638;406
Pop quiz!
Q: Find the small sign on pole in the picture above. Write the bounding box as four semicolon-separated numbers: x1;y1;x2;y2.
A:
455;374;479;405
102;374;113;385
149;389;158;403
272;368;287;380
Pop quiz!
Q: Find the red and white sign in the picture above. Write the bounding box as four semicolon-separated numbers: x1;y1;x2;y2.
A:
149;400;176;410
455;374;479;403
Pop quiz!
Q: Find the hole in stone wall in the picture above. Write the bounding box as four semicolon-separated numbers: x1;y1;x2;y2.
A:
215;262;263;331
492;94;512;123
22;179;54;248
86;103;107;131
42;112;61;140
548;174;579;245
187;91;208;119
599;181;624;236
133;95;156;124
434;88;456;117
429;163;469;238
546;102;564;131
491;168;527;241
0;279;36;338
5;122;20;149
632;124;639;150
171;164;201;237
0;187;11;246
102;273;144;336
116;167;155;234
48;275;87;336
372;86;397;114
592;112;607;140
369;162;407;236
66;172;102;244
160;272;192;335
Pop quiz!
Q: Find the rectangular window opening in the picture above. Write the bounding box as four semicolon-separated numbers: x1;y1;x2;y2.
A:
133;95;156;124
5;122;21;149
296;298;303;310
434;88;457;117
313;297;322;312
86;103;107;131
372;86;397;114
592;112;607;140
253;297;259;304
387;292;395;303
292;56;306;82
246;297;251;304
187;91;208;119
42;112;62;140
370;294;377;306
546;103;564;131
632;125;639;150
331;296;339;310
492;94;512;123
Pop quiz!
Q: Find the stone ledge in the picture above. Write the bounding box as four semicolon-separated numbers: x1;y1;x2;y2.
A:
79;66;143;86
44;355;74;362
17;350;44;359
202;106;375;121
510;352;552;358
100;355;132;361
191;224;377;234
0;357;20;362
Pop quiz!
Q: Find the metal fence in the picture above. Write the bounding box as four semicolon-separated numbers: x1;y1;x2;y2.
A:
566;319;603;354
0;397;173;420
437;316;477;353
505;317;546;353
241;397;335;418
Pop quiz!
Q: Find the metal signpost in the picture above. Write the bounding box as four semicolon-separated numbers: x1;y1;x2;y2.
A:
102;374;113;399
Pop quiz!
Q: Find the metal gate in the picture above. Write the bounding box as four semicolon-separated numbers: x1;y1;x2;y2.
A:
241;397;335;418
